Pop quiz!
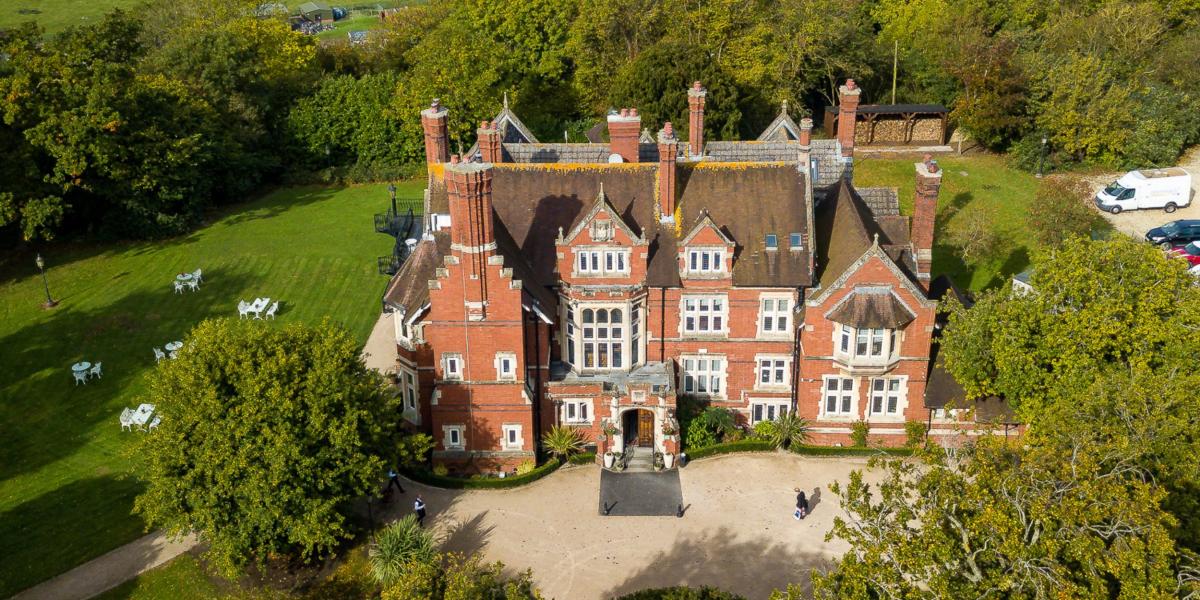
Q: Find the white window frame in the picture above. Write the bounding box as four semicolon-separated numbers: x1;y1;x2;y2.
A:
562;399;593;424
681;295;727;336
750;400;790;425
755;355;791;390
757;294;792;338
575;247;630;276
868;377;907;418
822;377;857;418
442;353;463;380
686;247;725;275
443;425;465;450
399;367;419;422
835;324;901;363
579;305;627;371
494;352;517;381
680;354;726;397
501;424;524;451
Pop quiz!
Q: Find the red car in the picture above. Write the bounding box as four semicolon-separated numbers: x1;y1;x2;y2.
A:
1169;241;1200;266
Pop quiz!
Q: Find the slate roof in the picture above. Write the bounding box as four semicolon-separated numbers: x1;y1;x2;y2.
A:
757;103;803;141
810;139;848;189
857;187;899;216
383;232;451;316
675;164;811;287
825;288;916;329
813;181;916;290
704;141;802;162
503;143;613;163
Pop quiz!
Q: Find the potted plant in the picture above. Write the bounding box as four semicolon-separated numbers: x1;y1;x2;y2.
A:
653;451;665;471
663;453;675;469
603;451;615;469
661;420;677;438
611;451;625;471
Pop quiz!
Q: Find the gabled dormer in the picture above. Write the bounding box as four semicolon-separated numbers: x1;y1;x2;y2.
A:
678;211;735;282
556;185;648;285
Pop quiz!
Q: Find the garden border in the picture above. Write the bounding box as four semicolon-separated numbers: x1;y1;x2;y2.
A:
402;458;562;490
683;440;914;461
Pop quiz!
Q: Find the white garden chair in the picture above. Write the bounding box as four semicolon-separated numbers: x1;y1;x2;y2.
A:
73;371;88;386
237;301;252;319
265;302;279;320
89;362;102;379
193;268;203;283
186;279;199;292
168;349;178;360
153;347;166;362
174;281;185;294
148;416;161;431
119;408;134;432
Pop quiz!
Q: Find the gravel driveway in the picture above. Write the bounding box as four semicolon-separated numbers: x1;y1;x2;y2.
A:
1090;147;1200;239
386;453;885;600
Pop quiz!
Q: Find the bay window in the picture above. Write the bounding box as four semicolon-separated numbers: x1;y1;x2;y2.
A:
563;301;643;373
836;324;900;363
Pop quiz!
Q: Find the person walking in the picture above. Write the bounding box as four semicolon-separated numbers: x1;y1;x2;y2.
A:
793;488;808;520
386;468;406;495
414;494;427;527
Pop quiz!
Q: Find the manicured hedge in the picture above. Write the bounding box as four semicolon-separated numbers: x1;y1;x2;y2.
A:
568;452;597;465
789;444;914;457
616;586;746;600
403;458;561;490
684;439;775;460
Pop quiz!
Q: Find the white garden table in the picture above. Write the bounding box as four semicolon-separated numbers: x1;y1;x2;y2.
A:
131;403;155;429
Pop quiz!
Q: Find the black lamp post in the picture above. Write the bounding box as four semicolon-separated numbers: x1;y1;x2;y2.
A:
388;182;397;216
1036;136;1048;178
36;253;58;308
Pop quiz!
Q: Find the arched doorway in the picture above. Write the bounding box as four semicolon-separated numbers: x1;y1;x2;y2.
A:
621;408;655;450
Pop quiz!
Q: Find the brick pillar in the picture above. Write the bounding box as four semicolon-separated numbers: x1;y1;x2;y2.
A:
912;154;941;286
420;99;450;165
837;79;861;158
687;81;706;158
446;156;496;319
478;120;502;163
607;108;641;163
798;117;813;149
657;122;679;220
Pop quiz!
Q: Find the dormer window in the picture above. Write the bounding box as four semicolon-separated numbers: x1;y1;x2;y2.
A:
687;248;724;274
765;234;778;251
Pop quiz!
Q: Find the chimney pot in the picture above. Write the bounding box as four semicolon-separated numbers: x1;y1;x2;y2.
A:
845;79;857;90
620;108;629;117
431;98;441;109
450;154;460;164
631;108;638;117
664;122;674;135
693;81;702;90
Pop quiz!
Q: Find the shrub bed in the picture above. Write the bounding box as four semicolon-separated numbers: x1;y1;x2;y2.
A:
403;458;561;490
616;586;746;599
789;445;913;457
568;452;597;465
684;440;775;460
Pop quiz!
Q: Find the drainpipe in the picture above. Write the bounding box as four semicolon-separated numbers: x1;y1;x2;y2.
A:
659;287;666;362
791;313;802;413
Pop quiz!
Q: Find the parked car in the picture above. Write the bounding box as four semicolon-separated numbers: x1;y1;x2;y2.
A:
1169;242;1200;267
1094;167;1192;214
1145;220;1200;249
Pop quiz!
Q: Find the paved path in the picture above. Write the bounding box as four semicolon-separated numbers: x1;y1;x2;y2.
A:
382;453;883;600
9;531;198;600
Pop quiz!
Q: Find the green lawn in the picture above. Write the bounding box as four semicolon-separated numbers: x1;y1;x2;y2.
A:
0;182;421;597
853;153;1042;291
93;553;221;600
316;14;386;41
0;0;141;33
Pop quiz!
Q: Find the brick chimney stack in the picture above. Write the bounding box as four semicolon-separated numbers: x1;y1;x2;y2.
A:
837;79;861;159
478;120;503;163
912;154;941;286
607;107;641;163
687;81;706;158
446;158;497;318
421;99;450;164
657;122;679;221
798;117;813;149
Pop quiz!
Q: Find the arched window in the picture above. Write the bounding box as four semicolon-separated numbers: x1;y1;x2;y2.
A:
611;309;623;323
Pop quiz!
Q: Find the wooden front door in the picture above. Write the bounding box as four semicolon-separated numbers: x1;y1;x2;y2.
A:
637;410;654;447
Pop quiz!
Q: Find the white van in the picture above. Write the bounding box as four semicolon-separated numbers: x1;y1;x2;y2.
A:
1094;168;1192;214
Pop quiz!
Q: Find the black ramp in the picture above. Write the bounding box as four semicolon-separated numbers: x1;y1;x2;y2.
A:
599;470;682;516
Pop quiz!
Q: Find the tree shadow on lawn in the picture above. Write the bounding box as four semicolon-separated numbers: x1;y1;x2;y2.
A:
215;185;363;229
0;269;257;483
600;525;836;599
0;475;147;597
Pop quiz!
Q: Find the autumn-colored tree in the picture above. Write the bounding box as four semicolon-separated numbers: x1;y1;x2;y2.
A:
133;319;433;577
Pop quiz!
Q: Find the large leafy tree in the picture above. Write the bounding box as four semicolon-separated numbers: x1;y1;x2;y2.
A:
133;319;430;576
807;439;1196;598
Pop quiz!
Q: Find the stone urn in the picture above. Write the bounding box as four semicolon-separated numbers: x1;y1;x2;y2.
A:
603;452;615;469
663;453;675;469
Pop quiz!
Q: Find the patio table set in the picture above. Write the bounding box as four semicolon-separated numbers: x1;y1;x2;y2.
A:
153;340;185;362
173;268;203;293
238;297;278;319
119;403;160;432
70;361;103;385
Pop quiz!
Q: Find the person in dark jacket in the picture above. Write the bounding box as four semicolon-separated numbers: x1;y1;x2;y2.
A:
414;495;427;527
794;488;808;520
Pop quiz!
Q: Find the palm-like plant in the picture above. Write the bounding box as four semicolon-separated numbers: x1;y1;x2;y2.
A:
699;407;736;437
369;514;436;586
763;412;812;450
542;425;585;459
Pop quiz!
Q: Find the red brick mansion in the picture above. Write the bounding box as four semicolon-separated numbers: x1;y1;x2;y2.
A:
382;79;1008;472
